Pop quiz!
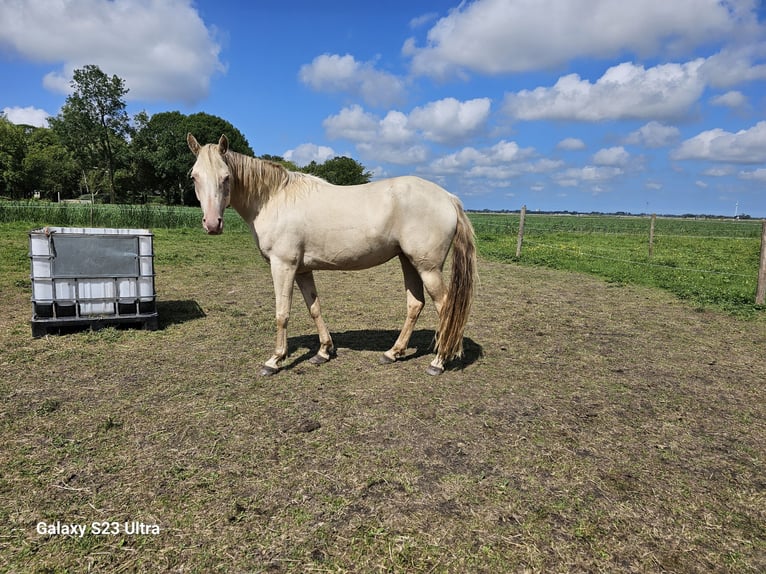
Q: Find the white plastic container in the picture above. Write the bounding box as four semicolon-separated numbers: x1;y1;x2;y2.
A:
29;227;158;336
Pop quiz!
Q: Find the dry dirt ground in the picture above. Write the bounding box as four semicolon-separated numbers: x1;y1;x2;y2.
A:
1;229;764;572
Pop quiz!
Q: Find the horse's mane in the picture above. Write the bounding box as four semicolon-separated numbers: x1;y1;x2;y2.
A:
223;149;323;202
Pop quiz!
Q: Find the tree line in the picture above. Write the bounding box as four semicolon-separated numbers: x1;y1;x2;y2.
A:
0;65;372;205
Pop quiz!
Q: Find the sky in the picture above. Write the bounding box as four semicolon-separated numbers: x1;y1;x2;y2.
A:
2;0;766;217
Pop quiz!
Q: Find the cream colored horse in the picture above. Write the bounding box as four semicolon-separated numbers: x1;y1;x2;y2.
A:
188;134;476;376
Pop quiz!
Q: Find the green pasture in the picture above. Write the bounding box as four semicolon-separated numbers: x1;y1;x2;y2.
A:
1;202;763;315
472;213;764;315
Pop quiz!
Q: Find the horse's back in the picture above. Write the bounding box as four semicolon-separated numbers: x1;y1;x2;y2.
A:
255;175;462;271
344;175;461;257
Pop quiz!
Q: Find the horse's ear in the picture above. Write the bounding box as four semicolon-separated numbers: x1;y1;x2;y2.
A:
187;133;200;156
218;134;229;155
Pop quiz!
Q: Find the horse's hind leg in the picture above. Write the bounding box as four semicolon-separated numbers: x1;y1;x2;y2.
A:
419;268;449;376
381;255;425;364
296;271;335;364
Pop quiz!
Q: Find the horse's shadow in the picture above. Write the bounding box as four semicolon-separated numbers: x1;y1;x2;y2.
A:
285;328;483;372
156;300;206;329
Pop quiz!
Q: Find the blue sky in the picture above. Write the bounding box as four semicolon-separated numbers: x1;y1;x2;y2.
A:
2;0;766;217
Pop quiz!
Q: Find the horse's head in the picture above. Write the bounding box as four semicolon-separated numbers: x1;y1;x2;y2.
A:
188;133;231;235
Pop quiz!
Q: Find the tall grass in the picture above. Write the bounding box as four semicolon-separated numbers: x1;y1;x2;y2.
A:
0;201;249;231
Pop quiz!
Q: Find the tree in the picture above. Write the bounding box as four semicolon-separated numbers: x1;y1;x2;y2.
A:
0;115;27;198
259;154;300;172
132;111;253;205
22;128;79;201
184;112;253;155
131;111;189;204
49;65;132;203
301;156;372;185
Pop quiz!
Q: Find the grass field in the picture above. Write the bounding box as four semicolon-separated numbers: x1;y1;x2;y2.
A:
1;221;765;572
471;213;764;315
3;202;763;315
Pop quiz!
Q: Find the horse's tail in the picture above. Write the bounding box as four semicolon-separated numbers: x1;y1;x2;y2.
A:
435;198;477;362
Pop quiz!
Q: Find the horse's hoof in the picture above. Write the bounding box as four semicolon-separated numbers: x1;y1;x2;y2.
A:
425;365;444;376
308;353;330;365
260;365;279;376
379;353;396;365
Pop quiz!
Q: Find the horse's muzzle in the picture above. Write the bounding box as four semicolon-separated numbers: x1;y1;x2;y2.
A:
203;217;224;235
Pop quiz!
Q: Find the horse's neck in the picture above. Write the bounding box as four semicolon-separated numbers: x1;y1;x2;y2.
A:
229;193;256;224
227;153;285;220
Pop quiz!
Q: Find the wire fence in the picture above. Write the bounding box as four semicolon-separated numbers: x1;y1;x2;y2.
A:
468;212;766;313
470;213;763;238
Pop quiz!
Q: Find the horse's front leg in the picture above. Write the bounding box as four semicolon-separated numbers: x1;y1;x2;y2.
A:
261;259;297;376
296;271;335;365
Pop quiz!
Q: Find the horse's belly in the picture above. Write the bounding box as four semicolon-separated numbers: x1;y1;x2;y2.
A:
300;240;400;271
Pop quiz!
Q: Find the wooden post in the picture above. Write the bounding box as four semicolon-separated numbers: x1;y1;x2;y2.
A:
648;214;656;258
516;205;526;258
756;219;766;305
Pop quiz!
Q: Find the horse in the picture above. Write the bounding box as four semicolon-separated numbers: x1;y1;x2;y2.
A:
187;133;477;376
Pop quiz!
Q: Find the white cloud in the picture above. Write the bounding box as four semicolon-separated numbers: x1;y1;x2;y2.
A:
528;158;565;173
3;106;50;127
671;121;766;164
556;178;579;188
299;54;406;108
0;0;224;104
554;166;624;187
357;142;430;165
739;168;766;182
699;46;766;88
703;167;732;176
409;12;439;29
556;138;586;151
378;111;416;144
695;180;709;188
490;140;527;162
578;166;624;182
323;98;493;162
624;121;681;148
429;147;485;174
407;0;756;78
408;97;491;144
467;165;521;181
710;90;747;108
323;105;379;142
322;106;428;165
284;143;336;167
504;60;705;121
423;139;547;182
593;146;630;167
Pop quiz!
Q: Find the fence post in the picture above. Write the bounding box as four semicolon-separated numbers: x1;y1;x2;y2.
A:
648;213;656;258
756;219;766;305
516;205;526;258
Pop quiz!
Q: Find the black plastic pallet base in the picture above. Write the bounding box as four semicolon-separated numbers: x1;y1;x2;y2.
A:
31;314;159;338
